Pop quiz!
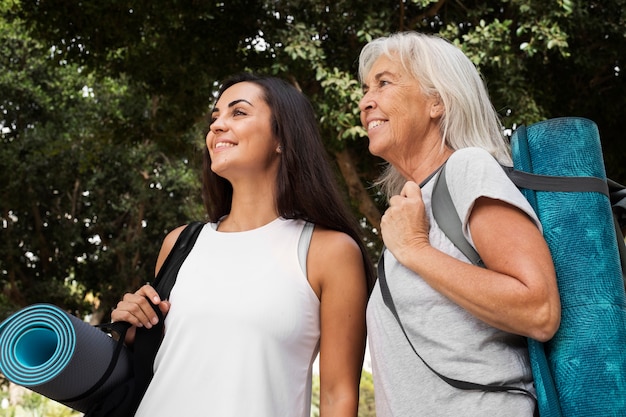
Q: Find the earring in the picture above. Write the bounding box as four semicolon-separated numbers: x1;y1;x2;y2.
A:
276;145;282;153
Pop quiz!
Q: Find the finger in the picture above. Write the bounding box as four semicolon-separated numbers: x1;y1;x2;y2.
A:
388;195;404;206
137;284;161;305
112;293;160;328
400;181;421;198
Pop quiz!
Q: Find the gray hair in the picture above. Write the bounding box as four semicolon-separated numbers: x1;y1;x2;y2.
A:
358;31;512;197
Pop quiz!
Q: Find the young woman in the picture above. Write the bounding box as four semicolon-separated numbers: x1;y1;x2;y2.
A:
112;73;375;416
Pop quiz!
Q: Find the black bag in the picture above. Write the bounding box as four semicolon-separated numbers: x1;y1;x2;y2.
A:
82;221;204;417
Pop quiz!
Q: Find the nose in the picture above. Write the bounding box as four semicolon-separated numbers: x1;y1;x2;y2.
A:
358;91;375;112
209;115;226;134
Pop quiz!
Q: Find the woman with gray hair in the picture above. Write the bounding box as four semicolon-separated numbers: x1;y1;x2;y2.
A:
359;31;560;416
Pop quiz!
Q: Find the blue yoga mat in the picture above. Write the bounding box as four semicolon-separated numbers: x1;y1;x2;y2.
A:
512;117;626;417
0;303;132;412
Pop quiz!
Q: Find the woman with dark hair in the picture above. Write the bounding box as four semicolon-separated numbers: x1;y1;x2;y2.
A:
112;73;375;416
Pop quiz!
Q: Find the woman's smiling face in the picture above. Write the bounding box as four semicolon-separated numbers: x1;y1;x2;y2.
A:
206;81;280;182
358;54;443;166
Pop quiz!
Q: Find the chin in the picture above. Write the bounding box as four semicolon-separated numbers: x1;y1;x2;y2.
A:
210;163;227;176
368;142;386;159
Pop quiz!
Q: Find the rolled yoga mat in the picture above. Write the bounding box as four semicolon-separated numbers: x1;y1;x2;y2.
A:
0;303;132;412
511;117;626;417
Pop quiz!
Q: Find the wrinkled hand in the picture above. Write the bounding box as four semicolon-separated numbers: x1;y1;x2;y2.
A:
110;284;170;345
380;181;431;263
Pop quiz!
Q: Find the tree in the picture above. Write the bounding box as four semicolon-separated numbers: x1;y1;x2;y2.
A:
1;7;204;319
2;0;625;316
2;0;624;414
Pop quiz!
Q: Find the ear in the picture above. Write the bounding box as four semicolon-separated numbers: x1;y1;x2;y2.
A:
430;95;444;119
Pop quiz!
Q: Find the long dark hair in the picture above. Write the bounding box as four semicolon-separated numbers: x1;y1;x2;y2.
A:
202;73;375;293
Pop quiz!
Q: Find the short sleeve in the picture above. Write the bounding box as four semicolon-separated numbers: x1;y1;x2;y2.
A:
444;147;542;247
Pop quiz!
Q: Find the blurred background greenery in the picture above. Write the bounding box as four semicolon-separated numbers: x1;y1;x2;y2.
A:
1;0;625;414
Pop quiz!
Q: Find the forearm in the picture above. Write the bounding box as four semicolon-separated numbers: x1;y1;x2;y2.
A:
319;386;358;417
393;244;559;340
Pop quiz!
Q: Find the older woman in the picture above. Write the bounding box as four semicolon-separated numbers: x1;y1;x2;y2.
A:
359;32;561;416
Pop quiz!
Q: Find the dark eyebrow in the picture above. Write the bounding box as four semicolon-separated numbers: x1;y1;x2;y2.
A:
211;98;253;114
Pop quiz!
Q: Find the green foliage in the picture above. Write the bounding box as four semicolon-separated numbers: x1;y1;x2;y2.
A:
358;370;377;417
0;13;203;318
1;0;625;318
0;390;80;417
0;1;624;415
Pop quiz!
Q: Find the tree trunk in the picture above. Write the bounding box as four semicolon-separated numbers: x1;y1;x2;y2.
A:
334;148;381;232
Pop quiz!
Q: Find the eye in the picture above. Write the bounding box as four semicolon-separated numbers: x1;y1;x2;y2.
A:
232;108;247;117
378;79;391;87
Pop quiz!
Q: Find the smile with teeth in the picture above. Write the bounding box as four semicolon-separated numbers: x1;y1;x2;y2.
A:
368;120;387;130
215;142;236;149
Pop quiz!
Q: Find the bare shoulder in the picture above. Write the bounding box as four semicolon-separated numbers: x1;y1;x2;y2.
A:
307;226;366;298
311;226;361;253
155;224;191;276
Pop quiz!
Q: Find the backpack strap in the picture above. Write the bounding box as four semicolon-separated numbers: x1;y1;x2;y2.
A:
384;164;536;404
432;165;482;266
135;220;205;388
152;221;205;298
63;221;205;407
504;166;609;196
432;163;622;274
378;251;537;401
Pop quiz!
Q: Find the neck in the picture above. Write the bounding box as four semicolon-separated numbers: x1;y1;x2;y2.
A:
218;182;279;232
398;145;454;185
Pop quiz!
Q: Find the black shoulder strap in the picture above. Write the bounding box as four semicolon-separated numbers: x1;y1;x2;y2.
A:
152;221;205;299
377;252;536;400
67;221;205;407
133;221;205;396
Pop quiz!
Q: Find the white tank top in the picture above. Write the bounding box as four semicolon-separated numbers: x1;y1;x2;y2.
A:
135;218;320;417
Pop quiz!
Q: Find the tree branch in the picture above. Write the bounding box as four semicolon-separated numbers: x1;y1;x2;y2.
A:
334;148;381;232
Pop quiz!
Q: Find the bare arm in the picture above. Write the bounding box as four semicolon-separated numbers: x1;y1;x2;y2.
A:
110;224;186;344
308;227;368;417
382;181;560;341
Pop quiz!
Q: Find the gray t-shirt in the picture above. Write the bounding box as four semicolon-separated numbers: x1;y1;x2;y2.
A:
367;147;540;416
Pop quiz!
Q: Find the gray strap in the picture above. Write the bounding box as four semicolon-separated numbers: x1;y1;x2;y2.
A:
298;221;314;276
503;166;610;197
432;166;483;266
433;164;613;268
378;251;537;401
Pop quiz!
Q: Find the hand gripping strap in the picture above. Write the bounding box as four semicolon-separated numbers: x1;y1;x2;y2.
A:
66;221;205;406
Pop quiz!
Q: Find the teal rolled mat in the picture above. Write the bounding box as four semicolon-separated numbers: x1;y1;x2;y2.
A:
0;303;132;412
511;117;626;417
